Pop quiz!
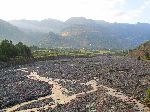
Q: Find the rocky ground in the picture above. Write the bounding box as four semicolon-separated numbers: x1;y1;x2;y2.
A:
0;68;52;110
0;55;150;112
50;87;135;112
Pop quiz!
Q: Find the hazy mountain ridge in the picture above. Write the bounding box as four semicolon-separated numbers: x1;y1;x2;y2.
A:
0;19;28;44
0;17;149;49
10;19;65;33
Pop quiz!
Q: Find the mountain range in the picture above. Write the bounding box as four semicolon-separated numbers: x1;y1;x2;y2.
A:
0;17;150;49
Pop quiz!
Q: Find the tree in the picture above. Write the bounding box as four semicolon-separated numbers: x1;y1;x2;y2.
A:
0;39;32;62
15;42;32;57
0;39;17;58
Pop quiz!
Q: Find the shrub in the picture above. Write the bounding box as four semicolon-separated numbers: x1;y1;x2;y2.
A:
145;52;150;60
145;89;150;107
137;56;141;60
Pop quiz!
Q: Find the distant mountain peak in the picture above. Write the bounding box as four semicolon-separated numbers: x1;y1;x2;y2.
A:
65;17;94;25
41;18;63;23
66;17;87;21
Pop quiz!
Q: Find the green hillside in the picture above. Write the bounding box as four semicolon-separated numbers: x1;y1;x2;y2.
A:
128;40;150;60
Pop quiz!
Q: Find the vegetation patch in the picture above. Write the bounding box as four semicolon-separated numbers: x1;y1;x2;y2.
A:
145;89;150;108
0;39;32;62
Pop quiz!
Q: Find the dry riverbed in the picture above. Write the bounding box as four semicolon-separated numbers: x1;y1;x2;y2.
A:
0;56;150;112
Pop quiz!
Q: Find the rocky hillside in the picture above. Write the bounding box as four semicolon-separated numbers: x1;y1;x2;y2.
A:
37;17;150;49
128;40;150;58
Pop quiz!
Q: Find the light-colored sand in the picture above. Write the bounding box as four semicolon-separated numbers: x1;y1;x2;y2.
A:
16;68;28;73
3;71;149;112
103;86;149;112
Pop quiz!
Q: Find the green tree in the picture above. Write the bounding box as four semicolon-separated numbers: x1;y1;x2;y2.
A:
0;39;32;62
15;42;32;57
0;39;17;58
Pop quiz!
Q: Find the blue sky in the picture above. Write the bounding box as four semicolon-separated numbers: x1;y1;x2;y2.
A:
0;0;150;23
115;0;150;23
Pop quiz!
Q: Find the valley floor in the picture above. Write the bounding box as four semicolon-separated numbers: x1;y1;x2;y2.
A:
0;56;150;112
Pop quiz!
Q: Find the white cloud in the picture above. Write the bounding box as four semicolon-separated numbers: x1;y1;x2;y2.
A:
0;0;149;23
111;0;150;23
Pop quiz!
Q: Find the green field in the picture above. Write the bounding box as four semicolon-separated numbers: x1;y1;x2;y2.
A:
32;49;113;58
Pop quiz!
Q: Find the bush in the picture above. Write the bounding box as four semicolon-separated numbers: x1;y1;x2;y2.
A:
137;56;141;60
145;52;150;60
145;89;150;107
0;55;9;62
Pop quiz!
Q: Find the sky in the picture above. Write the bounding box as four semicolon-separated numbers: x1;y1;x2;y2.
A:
0;0;150;23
